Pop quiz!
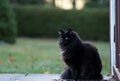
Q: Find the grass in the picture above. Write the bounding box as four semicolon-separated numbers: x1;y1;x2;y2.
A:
0;38;110;74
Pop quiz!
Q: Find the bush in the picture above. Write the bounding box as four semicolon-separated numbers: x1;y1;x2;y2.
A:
14;6;109;41
0;0;17;43
85;0;109;8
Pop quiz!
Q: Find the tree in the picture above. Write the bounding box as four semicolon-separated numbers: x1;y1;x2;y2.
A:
51;0;56;7
0;0;17;43
72;0;76;9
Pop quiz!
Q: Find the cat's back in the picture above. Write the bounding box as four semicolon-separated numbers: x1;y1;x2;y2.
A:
82;41;102;65
82;41;102;69
83;42;98;51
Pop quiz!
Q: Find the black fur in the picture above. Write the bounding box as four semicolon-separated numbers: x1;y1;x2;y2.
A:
58;29;102;80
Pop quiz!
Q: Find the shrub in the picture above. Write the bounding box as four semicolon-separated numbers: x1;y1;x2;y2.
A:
0;0;17;43
14;6;109;41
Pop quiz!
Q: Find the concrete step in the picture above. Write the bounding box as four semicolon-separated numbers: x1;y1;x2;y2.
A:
0;74;60;81
0;74;114;81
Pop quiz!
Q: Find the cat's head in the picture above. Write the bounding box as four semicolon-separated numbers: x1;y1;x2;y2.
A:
58;28;81;48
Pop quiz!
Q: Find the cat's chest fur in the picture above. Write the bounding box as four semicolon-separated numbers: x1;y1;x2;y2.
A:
61;48;82;66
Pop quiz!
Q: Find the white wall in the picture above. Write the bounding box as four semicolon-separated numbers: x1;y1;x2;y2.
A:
110;0;116;75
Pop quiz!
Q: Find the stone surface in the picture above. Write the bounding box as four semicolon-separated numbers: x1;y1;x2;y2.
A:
0;74;115;81
0;74;60;81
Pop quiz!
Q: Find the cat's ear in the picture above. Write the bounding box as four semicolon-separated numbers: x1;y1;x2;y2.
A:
58;29;64;35
68;28;72;32
67;28;73;34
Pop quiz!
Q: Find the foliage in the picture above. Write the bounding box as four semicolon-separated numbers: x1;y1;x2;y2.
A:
0;0;17;43
0;38;110;74
10;0;45;5
14;6;109;41
85;0;109;8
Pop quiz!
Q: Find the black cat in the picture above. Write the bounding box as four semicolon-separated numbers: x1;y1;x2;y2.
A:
58;28;102;80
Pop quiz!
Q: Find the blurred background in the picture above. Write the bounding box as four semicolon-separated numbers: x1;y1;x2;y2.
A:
0;0;109;75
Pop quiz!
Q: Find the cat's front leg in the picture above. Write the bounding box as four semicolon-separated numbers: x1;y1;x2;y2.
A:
60;68;72;79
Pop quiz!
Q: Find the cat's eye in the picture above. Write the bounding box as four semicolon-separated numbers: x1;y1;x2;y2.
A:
65;37;68;40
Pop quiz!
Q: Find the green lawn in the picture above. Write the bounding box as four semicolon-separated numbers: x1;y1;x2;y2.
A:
0;38;110;74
